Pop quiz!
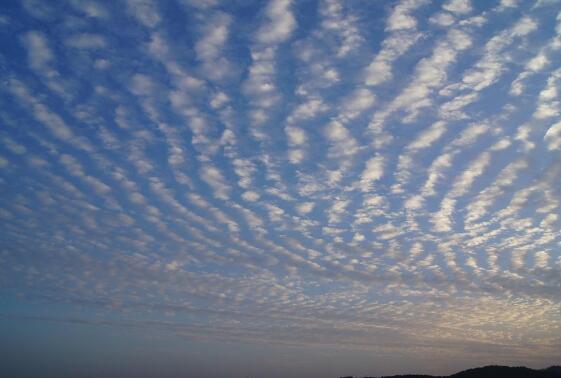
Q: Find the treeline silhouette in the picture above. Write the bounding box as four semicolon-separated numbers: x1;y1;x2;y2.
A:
340;365;561;378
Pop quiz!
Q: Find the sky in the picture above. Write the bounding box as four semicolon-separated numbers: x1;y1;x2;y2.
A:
0;0;561;377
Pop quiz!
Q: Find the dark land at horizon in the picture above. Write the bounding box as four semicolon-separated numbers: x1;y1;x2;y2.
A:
341;365;561;378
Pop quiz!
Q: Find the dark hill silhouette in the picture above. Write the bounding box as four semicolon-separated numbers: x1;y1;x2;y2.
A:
342;365;561;378
544;367;561;376
451;366;559;378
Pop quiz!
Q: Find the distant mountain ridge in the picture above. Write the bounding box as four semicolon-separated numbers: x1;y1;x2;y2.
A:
340;365;561;378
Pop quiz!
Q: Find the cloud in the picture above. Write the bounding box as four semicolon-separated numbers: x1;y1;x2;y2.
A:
210;91;230;109
341;88;376;120
545;121;561;150
129;74;157;96
443;0;472;15
6;79;75;141
526;53;549;71
319;0;363;57
370;28;472;129
200;165;231;200
2;136;27;155
195;12;233;80
65;34;106;49
3;1;561;368
0;156;8;169
296;202;315;215
285;126;307;146
386;0;429;31
511;16;537;36
533;68;561;119
126;0;161;28
409;121;447;151
21;0;55;20
286;126;308;164
324;120;359;158
60;154;111;194
365;31;422;86
242;191;260;202
284;98;327;164
359;155;385;192
327;198;350;223
465;158;528;226
20;31;53;71
69;0;109;18
289;98;327;121
430;12;456;26
257;0;296;44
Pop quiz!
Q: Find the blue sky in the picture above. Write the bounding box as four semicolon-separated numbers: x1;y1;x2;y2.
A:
1;0;561;377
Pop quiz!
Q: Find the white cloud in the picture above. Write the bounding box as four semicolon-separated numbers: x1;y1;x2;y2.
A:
393;122;448;194
534;69;561;119
430;12;455;27
265;203;285;222
285;126;307;146
408;121;447;151
526;53;549;71
341;88;376;120
359;155;385;192
200;165;231;200
431;152;491;232
534;102;560;119
242;191;260;202
243;48;279;128
324;120;359;158
195;12;232;80
545;121;561;150
511;16;537;37
431;198;456;232
210;92;230;109
165;260;180;271
448;151;491;198
324;120;349;141
289;98;326;121
442;0;472;15
386;0;428;31
372;28;472;126
420;152;453;197
499;0;518;8
288;149;305;164
296;202;315;215
327;198;350;223
534;251;549;269
232;159;256;189
320;0;363;57
257;0;296;44
444;17;537;99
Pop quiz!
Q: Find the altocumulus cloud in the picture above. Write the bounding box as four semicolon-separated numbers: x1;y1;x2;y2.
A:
0;0;561;374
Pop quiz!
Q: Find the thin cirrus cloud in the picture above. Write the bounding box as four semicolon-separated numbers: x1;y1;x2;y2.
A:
0;0;561;377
